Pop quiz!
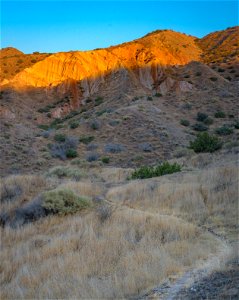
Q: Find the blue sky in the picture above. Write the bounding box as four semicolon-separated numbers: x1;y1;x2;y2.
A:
1;0;238;53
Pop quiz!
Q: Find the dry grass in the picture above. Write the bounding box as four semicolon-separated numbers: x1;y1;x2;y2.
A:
0;175;49;213
106;162;238;235
0;207;220;299
0;153;237;299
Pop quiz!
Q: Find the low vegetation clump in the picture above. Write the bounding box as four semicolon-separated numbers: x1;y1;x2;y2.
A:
203;117;214;125
54;133;66;142
192;123;208;132
189;132;222;153
214;111;226;118
47;166;82;180
234;121;239;129
79;135;94;144
94;96;104;106
215;125;233;136
154;92;162;97
69;121;79;129
42;189;91;215
180;119;190;126
90;120;100;130
130;162;181;179
196;112;208;122
66;148;78;158
50;137;78;160
101;156;110;164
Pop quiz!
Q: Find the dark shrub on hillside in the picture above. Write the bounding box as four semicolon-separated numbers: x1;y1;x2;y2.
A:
203;117;214;125
79;136;94;144
234;121;239;129
192;123;208;132
69;121;79;129
66;149;78;158
197;112;208;122
189;132;222;153
130;162;181;180
50;137;78;160
210;77;218;81
214;111;226;118
90;119;100;130
54;133;66;142
180;119;190;126
215;125;233;136
101;156;110;164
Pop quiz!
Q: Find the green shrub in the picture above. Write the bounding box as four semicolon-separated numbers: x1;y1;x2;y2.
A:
214;111;226;118
180;119;190;126
66;149;78;158
101;156;110;164
155;93;162;97
42;189;91;215
196;112;208;122
54;133;66;142
189;132;222;153
95;97;104;106
130;162;181;179
192;123;208;132
69;121;79;129
210;77;218;81
234;121;239;129
215;125;233;136
79;136;94;144
203;117;213;125
147;96;153;101
38;124;49;130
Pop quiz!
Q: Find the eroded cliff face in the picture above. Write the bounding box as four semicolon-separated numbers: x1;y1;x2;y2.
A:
1;30;202;116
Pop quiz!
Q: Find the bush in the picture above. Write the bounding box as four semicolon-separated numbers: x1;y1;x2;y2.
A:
196;112;208;122
155;93;162;97
42;189;90;215
50;137;78;160
147;96;153;101
203;117;213;125
66;149;78;158
38;124;49;130
210;77;218;81
90;120;100;130
69;121;79;129
130;162;181;179
105;143;125;153
214;111;226;118
95;96;104;106
54;133;66;142
215;125;233;136
234;121;239;129
180;119;190;126
101;156;110;164
189;132;222;153
79;136;94;144
192;123;208;132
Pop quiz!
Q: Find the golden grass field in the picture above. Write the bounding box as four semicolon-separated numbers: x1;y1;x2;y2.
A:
0;150;238;299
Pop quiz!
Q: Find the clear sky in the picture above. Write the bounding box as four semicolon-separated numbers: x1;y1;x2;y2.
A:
1;0;238;54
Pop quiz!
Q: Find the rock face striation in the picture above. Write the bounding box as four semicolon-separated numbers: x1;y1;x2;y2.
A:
2;30;202;105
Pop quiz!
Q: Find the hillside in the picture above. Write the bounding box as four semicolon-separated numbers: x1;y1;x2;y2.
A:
0;27;239;300
0;47;51;82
